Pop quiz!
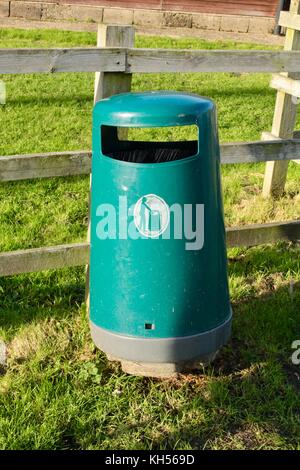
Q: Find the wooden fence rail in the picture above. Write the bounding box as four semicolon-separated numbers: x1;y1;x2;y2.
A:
2;48;300;74
0;220;299;277
127;49;300;74
0;48;125;74
1;139;300;182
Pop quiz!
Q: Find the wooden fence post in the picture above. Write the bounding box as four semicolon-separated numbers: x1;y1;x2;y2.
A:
262;0;300;198
85;24;135;313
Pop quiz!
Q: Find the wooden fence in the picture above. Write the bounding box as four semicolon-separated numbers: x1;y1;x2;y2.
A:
0;19;300;282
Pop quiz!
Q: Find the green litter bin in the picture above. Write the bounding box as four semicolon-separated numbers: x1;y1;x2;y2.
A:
89;91;232;366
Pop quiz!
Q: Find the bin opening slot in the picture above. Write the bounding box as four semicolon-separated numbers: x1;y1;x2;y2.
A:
101;125;198;163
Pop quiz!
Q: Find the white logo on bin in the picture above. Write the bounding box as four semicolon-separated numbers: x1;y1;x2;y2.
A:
134;194;170;238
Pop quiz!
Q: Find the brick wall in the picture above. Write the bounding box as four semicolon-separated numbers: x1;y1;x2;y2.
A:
0;2;276;35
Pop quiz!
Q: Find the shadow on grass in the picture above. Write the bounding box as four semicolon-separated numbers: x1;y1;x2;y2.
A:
5;94;93;107
0;266;85;332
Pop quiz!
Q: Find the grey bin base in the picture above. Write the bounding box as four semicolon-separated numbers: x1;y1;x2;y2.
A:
90;310;232;376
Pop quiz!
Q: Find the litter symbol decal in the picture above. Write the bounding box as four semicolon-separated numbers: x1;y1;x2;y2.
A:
134;194;170;238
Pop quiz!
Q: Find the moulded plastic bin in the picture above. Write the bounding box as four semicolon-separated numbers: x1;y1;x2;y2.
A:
89;91;232;365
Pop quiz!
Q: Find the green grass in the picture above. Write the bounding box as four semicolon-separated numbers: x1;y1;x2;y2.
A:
0;28;300;450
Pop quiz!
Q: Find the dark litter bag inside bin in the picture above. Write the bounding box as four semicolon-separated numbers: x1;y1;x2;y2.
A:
101;126;198;163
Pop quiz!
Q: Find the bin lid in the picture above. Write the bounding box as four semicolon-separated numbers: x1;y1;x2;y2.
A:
93;91;214;128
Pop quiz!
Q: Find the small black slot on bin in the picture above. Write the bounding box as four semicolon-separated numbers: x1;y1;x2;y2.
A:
101;125;198;164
